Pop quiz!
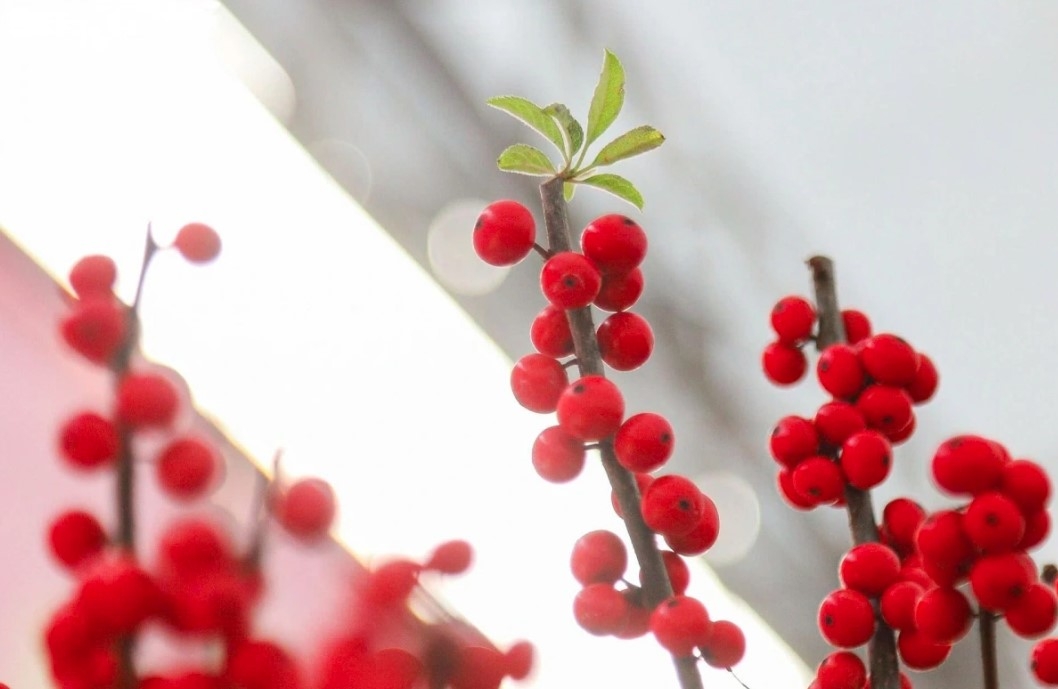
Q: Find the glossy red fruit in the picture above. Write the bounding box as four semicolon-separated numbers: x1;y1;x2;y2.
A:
702;620;745;668
580;214;647;275
156;438;220;501
570;530;627;586
649;595;711;656
817;344;865;399
907;354;939;403
818;589;875;648
881;498;926;553
840;309;871;344
769;416;819;470
225;640;300;689
1032;638;1058;684
49;510;106;569
914;587;972;643
1004;582;1057;638
970;552;1034;611
116;373;180;428
79;556;163;634
573;583;628;636
529;305;574;358
855;385;913;437
504;641;535;680
157;518;234;580
61;299;127;364
663;500;720;556
816;651;866;689
597;312;654;371
963;491;1025;554
510;354;568;413
540;252;601;309
174;223;222;264
614;412;674;473
641;475;705;537
896;629;951;670
880;581;924;631
59;412;119;470
425;540;473;574
531;426;585;483
1000;459;1051;513
276;478;336;542
915;510;975;587
472;200;535;266
69;255;117;298
594;267;644;312
762;341;807;386
839;543;900;597
814;402;866;446
931;435;1005;496
839;431;892;491
858;334;918;386
792;456;845;505
1019;508;1051;550
556;375;624;441
777;469;816;510
770;296;816;344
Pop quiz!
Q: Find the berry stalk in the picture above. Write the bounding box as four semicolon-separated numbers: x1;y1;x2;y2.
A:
807;256;899;689
539;175;704;689
980;612;998;689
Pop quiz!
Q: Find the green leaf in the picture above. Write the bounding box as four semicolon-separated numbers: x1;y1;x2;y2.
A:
544;103;584;159
496;144;556;176
563;181;576;202
579;173;644;209
585;50;625;147
487;96;567;159
588;125;665;168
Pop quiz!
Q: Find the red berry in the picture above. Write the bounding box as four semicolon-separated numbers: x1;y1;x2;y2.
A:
580;214;647;275
817;344;865;399
510;354;568;413
816;651;866;689
156;438;220;501
1005;582;1057;638
529;305;574;358
540;252;601;309
48;510;106;569
157;517;234;580
614;412;674;473
814;402;867;446
425;539;473;574
61;299;127;364
701;620;745;668
907;354;939;403
174;223;222;264
839;543;900;597
818;589;875;648
365;559;422;606
556;375;624;441
504;641;534;680
859;334;918;386
770;296;816;344
225;640;300;689
79;556;162;634
915;510;975;587
1033;638;1058;684
931;435;1005;496
839;431;892;491
896;629;951;670
855;385;913;437
762;341;807;386
573;583;628;636
597;311;654;371
881;498;926;553
769;416;819;470
116;373;180;428
880;581;924;631
777;469;816;510
663;501;720;556
649;595;711;656
914;586;972;643
451;645;506;689
641;551;690;595
963;491;1025;553
570;530;627;586
1000;459;1051;513
276;477;336;541
59;412;119;470
887;415;916;445
69;255;117;298
641;475;706;537
594;267;644;312
1020;508;1051;550
531;425;585;483
841;309;872;344
792;456;845;505
472;200;536;266
970;552;1034;611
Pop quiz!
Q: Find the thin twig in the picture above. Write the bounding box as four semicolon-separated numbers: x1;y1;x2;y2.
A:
807;256;898;689
540;176;703;689
979;610;999;689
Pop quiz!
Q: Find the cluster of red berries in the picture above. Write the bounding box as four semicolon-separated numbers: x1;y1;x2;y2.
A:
474;200;744;670
763;298;938;509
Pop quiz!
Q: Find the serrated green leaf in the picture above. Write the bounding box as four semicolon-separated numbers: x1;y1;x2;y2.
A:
588;125;665;168
580;173;644;209
496;143;556;176
585;50;625;147
544;103;584;159
487;96;567;159
563;181;576;202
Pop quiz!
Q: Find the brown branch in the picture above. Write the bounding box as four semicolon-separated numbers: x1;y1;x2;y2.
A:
540;176;703;689
979;611;998;689
807;256;898;689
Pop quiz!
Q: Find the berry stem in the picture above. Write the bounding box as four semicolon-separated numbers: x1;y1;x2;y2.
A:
979;610;999;689
807;256;899;689
539;175;703;689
